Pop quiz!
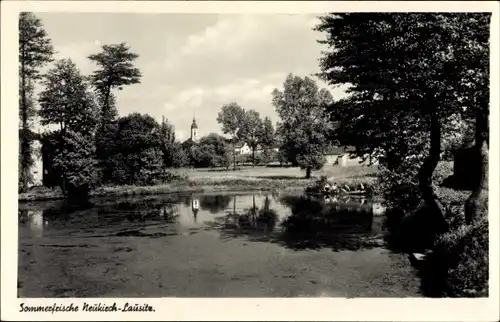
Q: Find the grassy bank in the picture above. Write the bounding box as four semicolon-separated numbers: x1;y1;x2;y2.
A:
19;165;379;202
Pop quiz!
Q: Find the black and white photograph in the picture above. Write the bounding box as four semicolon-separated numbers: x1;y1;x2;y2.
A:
1;1;499;321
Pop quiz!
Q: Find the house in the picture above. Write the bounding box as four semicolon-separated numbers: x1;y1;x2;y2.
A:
324;146;377;167
234;142;251;155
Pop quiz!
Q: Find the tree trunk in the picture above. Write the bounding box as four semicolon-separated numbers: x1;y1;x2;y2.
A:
103;85;111;120
233;141;236;171
306;168;312;179
417;110;448;231
252;148;255;167
465;108;489;224
20;54;29;193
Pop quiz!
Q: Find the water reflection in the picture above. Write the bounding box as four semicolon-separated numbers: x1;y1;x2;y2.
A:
19;192;385;251
192;197;199;223
199;195;231;214
219;195;279;235
277;195;381;250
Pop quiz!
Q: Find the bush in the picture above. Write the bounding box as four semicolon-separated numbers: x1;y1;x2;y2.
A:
432;216;488;297
378;160;421;214
52;130;99;197
433;161;454;186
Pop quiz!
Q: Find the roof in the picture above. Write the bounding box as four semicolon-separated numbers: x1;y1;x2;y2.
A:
182;138;196;147
325;146;344;155
191;118;198;129
324;145;356;155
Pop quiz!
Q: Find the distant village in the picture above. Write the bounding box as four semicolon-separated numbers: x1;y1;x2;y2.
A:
28;115;374;188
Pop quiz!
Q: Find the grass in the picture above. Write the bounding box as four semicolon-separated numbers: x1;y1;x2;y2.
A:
19;165;379;201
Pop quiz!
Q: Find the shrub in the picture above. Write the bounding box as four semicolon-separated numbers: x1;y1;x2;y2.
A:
378;161;421;214
52;130;99;197
432;216;488;297
433;161;454;186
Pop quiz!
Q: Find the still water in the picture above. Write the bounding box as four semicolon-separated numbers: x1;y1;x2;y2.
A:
18;192;421;297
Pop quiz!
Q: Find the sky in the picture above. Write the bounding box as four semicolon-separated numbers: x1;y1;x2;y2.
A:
35;13;348;141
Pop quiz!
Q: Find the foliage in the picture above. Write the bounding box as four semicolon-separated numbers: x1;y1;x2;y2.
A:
107;113;163;185
52;130;98;197
88;42;142;182
217;102;247;169
87;42;142;106
441;113;474;160
191;133;231;168
159;116;186;168
240;109;263;166
259;148;275;165
432;216;488;297
316;13;484;151
19;12;55;80
315;13;490;230
272;74;333;178
258;117;275;149
377;161;421;214
38;59;99;197
39;59;98;135
18;12;54;192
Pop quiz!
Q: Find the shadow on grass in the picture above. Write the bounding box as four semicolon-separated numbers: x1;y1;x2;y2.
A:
383;206;452;297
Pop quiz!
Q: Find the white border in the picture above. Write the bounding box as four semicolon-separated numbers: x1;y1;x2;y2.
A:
1;1;499;321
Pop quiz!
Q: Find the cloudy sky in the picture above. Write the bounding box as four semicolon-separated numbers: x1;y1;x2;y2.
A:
35;13;347;141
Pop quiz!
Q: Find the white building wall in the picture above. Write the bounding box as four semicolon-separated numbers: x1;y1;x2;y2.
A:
30;140;43;187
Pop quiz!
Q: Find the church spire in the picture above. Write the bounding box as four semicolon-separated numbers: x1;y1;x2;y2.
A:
190;114;198;142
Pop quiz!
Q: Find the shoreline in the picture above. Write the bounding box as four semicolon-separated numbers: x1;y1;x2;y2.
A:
18;176;378;202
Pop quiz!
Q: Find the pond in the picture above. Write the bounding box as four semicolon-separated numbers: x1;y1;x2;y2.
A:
18;191;421;297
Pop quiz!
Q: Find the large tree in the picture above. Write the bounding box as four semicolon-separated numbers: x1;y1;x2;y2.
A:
272;74;333;178
38;59;99;196
159;116;187;168
88;43;142;181
18;12;54;192
455;14;490;224
241;109;263;167
216;102;247;170
108;113;163;185
257;116;275;165
88;42;142;117
315;13;490;223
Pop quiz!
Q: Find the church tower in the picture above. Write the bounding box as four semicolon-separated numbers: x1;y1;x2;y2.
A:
190;117;198;142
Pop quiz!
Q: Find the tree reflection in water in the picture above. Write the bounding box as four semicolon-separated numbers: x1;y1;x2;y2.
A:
218;194;279;235
214;194;383;252
199;195;232;214
96;199;181;225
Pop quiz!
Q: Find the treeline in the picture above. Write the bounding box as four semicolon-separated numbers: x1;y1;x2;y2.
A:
217;75;334;178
